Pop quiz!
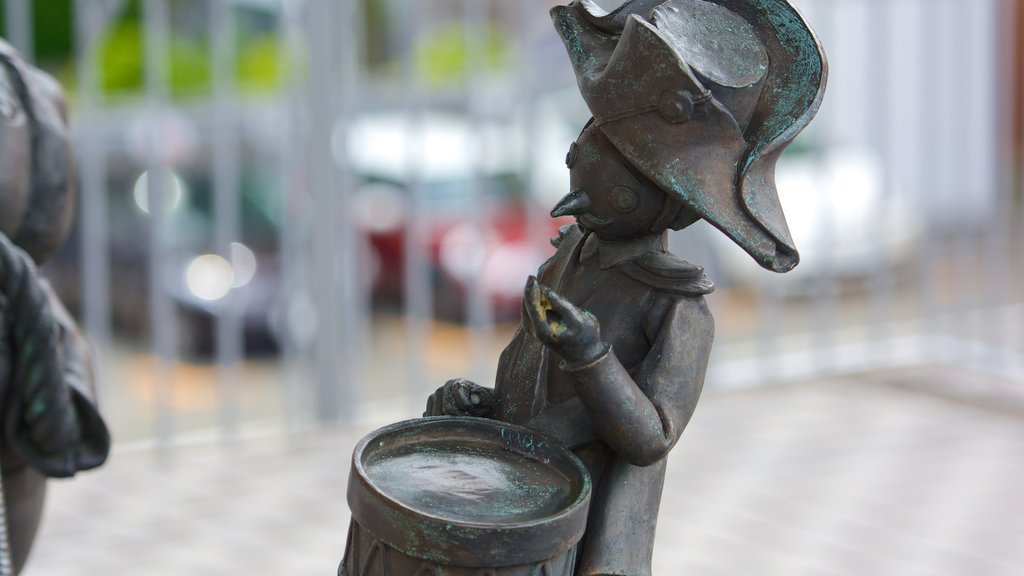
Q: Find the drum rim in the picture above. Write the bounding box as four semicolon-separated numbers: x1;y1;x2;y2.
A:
347;416;593;567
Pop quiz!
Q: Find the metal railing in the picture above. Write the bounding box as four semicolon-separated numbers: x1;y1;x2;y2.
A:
3;0;1021;447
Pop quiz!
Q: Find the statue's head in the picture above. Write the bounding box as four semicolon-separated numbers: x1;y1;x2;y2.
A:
552;121;699;241
551;0;827;272
0;40;74;265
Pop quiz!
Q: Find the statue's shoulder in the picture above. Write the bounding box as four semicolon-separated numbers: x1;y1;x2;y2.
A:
539;224;585;283
621;251;715;297
550;223;583;249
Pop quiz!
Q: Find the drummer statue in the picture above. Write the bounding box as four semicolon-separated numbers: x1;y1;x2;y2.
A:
345;1;825;575
0;39;111;573
430;0;825;571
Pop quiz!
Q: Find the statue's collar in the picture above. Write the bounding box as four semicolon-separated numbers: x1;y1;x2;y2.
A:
580;231;667;269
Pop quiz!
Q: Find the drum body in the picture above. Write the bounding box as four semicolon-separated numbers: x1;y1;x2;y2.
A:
340;417;591;576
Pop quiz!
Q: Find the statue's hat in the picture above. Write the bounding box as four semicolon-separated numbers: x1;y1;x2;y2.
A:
551;0;826;272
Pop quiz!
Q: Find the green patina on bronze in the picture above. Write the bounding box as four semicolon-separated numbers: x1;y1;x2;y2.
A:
558;10;604;77
20;338;34;360
725;0;826;173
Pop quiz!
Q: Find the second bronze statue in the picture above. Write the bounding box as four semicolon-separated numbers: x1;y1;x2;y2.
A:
0;39;111;574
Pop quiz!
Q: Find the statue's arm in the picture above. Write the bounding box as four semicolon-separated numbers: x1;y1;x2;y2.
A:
41;282;110;471
0;233;109;477
560;297;713;466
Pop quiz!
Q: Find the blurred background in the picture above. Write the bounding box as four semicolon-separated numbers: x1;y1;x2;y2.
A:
2;0;1023;574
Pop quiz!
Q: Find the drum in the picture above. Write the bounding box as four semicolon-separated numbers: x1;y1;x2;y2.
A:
339;417;592;576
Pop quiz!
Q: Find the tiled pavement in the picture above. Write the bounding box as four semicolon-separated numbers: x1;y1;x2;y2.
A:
22;368;1024;575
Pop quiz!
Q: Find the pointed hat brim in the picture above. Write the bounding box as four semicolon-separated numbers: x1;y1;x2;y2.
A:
551;0;827;273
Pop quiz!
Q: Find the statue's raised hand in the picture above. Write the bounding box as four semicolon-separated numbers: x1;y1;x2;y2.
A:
523;276;607;366
424;378;496;418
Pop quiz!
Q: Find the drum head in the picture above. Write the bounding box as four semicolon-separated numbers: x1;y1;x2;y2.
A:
347;417;591;567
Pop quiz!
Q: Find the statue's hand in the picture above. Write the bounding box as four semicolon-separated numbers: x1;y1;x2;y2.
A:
424;378;496;418
523;276;606;365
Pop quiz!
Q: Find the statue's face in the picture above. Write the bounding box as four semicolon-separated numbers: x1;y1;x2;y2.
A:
0;63;30;239
552;123;665;240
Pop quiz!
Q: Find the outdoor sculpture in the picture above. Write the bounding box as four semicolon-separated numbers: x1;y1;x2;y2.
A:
342;0;825;574
0;39;111;574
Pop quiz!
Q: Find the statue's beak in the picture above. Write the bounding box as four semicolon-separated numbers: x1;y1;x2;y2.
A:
551;190;591;218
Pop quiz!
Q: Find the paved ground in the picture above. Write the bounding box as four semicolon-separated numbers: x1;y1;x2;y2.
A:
21;367;1024;576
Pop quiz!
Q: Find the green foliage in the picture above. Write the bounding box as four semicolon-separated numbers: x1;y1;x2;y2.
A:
0;0;73;66
363;0;390;68
415;22;511;86
4;0;484;98
236;34;285;93
96;19;144;95
96;17;215;98
2;0;294;102
166;35;212;97
94;13;293;99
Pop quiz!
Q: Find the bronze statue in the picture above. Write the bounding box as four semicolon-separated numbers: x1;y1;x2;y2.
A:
344;1;825;574
0;39;110;574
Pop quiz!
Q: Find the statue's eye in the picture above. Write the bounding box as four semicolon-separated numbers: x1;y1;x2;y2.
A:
565;142;579;169
612;186;638;213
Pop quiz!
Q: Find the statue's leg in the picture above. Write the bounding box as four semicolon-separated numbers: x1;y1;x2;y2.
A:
2;466;46;575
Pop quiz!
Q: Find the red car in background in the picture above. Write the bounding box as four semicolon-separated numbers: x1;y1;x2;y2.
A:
346;111;571;321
